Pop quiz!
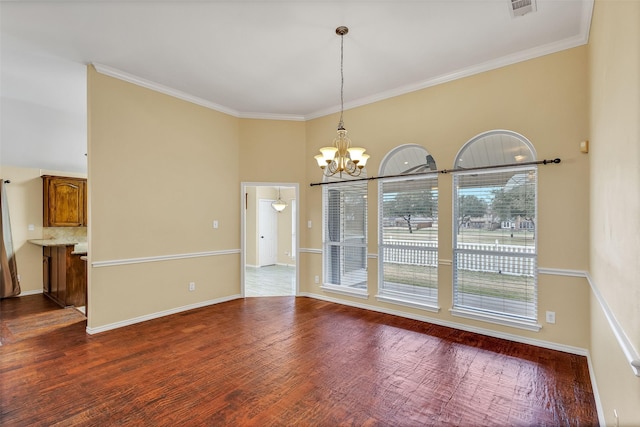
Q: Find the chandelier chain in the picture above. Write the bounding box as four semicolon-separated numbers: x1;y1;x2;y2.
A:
339;31;344;129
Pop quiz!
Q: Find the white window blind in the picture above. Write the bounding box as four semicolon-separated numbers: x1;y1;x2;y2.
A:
453;167;537;321
323;182;368;290
379;176;438;307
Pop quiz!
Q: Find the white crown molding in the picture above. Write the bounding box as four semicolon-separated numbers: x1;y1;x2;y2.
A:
304;32;591;121
238;111;306;122
92;8;593;124
92;63;241;117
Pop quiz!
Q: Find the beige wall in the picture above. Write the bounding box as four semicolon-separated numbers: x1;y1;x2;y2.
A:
303;46;591;349
87;66;241;328
589;0;640;425
0;166;86;294
76;21;635;420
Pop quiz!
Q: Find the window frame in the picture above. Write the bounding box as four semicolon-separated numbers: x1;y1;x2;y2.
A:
450;130;541;331
376;144;440;312
321;180;369;299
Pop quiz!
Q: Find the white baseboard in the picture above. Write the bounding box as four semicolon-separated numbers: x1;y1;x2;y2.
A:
299;291;589;357
85;294;243;335
19;289;43;296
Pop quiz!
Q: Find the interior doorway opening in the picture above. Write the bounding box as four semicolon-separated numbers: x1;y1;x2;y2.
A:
242;183;298;297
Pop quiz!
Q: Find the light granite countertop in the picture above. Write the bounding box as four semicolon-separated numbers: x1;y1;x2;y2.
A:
29;238;81;247
29;239;87;255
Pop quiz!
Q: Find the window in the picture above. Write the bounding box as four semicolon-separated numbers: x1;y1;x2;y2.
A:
323;179;368;297
378;145;439;310
452;130;539;330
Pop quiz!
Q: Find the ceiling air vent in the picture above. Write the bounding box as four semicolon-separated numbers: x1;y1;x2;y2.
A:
509;0;537;17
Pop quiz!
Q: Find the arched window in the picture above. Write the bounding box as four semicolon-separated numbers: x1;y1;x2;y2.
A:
451;130;539;330
377;144;439;310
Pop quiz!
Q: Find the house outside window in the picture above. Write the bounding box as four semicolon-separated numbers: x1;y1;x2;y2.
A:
451;130;540;331
377;145;439;311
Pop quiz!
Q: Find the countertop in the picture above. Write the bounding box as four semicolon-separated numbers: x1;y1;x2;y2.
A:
29;239;87;255
29;238;81;247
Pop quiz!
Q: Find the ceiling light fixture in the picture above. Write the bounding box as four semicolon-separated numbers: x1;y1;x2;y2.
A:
271;187;288;212
314;26;369;177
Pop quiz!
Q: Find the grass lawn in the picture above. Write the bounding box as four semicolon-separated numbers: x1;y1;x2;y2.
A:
383;263;534;302
383;226;534;246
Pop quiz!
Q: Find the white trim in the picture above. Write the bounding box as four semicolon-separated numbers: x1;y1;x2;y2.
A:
237;111;306;122
586;272;640;376
538;267;587;277
586;353;606;427
305;33;591;120
86;294;242;335
92;249;240;268
93;63;240;117
376;294;440;313
19;289;44;296
320;284;369;299
93;63;305;121
299;292;587;356
450;307;542;332
299;248;322;254
94;10;593;124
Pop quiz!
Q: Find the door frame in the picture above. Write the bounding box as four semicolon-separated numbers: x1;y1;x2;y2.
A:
240;182;299;297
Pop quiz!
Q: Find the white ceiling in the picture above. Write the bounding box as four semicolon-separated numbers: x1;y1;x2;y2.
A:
0;0;593;174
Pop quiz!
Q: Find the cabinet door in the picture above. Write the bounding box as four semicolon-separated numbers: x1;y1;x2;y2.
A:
43;176;86;227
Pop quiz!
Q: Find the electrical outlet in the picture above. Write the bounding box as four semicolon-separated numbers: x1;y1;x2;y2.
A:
545;311;556;324
189;282;196;292
314;275;319;284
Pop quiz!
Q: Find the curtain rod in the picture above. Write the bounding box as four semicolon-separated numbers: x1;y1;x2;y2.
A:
309;158;561;187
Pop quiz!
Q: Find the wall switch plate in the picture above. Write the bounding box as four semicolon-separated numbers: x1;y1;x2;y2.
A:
28;224;35;231
189;282;196;291
307;220;312;228
546;311;556;324
213;220;219;229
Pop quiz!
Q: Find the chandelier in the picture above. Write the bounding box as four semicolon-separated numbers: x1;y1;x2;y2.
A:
314;26;369;177
271;187;288;212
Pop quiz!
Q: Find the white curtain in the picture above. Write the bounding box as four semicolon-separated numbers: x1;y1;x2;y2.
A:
0;180;20;298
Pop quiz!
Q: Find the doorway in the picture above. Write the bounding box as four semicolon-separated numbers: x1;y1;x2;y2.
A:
242;183;298;297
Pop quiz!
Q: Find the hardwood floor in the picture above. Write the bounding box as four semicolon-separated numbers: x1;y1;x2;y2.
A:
1;295;598;426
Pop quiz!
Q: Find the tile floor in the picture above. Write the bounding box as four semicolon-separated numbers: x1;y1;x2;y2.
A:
245;265;296;297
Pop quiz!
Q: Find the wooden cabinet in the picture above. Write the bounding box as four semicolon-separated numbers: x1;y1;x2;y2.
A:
43;245;86;308
42;175;87;227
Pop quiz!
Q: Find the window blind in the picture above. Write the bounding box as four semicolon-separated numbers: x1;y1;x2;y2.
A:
323;181;368;289
453;167;537;321
379;176;438;305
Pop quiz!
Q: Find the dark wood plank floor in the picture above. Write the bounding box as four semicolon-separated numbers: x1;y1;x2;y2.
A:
1;295;598;426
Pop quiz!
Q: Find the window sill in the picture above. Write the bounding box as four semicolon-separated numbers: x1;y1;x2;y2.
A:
450;307;542;332
376;293;440;313
321;284;369;299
